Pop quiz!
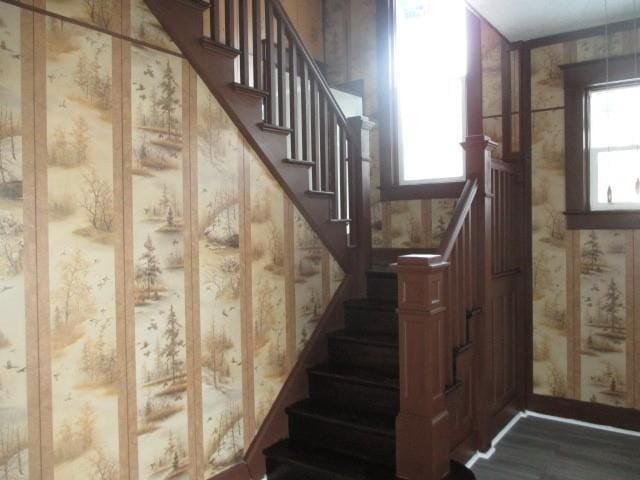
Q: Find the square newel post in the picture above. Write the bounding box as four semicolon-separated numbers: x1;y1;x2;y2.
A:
461;135;497;453
347;116;374;297
396;254;451;480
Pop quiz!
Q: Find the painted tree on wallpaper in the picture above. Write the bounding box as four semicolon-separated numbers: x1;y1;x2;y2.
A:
196;78;244;477
0;3;28;479
579;230;628;407
131;45;190;479
45;16;119;480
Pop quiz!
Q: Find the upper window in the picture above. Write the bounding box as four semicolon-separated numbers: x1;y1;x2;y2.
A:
394;0;467;184
588;83;640;210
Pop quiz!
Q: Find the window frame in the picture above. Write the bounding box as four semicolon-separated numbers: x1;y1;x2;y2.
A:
562;54;640;229
376;0;482;201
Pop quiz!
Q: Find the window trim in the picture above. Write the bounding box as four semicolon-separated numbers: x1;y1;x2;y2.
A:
376;0;482;201
562;54;640;229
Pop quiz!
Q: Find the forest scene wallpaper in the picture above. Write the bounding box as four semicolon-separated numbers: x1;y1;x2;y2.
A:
0;1;345;479
531;31;640;410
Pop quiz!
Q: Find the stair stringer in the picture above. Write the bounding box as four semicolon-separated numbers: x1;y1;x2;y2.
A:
143;0;352;273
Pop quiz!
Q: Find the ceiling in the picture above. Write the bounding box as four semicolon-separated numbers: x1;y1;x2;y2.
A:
466;0;640;42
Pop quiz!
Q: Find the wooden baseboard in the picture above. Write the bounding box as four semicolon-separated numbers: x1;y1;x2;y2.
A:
241;275;356;479
528;393;640;432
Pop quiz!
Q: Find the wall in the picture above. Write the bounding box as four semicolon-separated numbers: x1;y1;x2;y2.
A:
322;1;503;250
531;30;640;409
0;1;344;479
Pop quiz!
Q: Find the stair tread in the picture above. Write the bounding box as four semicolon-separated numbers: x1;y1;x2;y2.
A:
309;363;399;390
265;440;395;480
329;329;398;348
344;298;397;312
366;266;397;277
287;399;396;436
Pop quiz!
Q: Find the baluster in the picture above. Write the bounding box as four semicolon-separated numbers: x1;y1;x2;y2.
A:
328;110;337;200
265;0;276;123
300;60;309;161
276;18;286;126
225;0;235;47
288;34;298;158
252;0;263;90
210;0;221;43
339;125;347;219
239;0;250;84
319;95;327;190
310;80;319;189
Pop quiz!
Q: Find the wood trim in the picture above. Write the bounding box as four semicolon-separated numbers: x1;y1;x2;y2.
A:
566;211;640;230
379;182;465;202
372;247;437;266
244;275;355;479
529;394;640;432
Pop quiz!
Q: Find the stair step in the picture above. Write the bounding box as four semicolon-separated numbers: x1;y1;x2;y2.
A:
366;268;398;303
307;190;336;197
343;299;397;337
177;0;209;11
328;329;398;377
287;399;396;466
329;218;351;224
265;440;395;480
230;82;269;97
308;363;398;415
282;158;315;167
259;122;293;135
200;37;242;58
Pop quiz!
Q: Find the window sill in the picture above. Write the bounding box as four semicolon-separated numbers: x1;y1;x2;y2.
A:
565;210;640;230
380;181;466;201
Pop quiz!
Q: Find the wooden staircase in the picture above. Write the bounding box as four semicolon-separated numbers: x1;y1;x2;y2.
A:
264;269;476;479
144;0;372;274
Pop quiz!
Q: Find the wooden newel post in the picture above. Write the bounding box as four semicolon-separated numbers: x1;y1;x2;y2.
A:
461;134;496;452
347;116;374;297
396;254;451;480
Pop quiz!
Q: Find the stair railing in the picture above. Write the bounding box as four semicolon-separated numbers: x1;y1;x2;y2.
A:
207;0;357;223
395;135;496;480
146;0;373;276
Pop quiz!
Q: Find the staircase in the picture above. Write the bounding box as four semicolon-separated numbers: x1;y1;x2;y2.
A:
144;0;370;273
264;268;475;480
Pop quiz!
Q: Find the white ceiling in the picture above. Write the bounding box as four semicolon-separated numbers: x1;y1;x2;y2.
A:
466;0;640;41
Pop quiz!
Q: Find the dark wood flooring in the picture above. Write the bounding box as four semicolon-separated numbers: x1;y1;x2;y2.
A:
471;415;640;480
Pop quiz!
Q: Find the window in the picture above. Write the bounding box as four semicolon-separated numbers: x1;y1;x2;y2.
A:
563;55;640;229
394;0;467;184
588;84;640;210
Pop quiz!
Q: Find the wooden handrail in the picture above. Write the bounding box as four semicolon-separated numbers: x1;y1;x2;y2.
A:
437;176;478;261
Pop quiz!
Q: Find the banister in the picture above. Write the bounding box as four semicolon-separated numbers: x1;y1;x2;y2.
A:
268;0;349;126
437;175;478;261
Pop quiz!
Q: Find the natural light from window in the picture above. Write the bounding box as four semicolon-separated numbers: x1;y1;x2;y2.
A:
394;0;467;184
589;84;640;210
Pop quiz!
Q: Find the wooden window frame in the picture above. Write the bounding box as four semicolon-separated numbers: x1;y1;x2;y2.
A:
563;54;640;229
376;0;483;201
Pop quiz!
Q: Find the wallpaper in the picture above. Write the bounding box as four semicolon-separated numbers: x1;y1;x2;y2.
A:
0;1;345;479
323;2;502;251
531;30;640;409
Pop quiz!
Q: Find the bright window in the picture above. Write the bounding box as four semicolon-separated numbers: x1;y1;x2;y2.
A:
589;84;640;210
394;0;467;184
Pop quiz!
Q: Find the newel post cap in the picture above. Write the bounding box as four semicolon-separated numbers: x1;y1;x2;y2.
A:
397;254;448;270
461;134;498;152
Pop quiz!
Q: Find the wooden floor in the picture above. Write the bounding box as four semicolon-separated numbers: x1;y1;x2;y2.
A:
471;416;640;480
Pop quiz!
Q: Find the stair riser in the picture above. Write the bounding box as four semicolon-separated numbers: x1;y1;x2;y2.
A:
266;458;343;480
308;374;398;415
328;338;398;377
288;413;395;466
366;274;398;302
344;307;397;337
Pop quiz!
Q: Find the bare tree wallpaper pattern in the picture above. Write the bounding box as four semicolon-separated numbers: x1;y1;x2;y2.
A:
531;32;640;409
0;1;345;479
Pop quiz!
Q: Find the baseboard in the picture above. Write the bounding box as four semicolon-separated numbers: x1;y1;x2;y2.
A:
242;275;356;479
527;393;640;433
